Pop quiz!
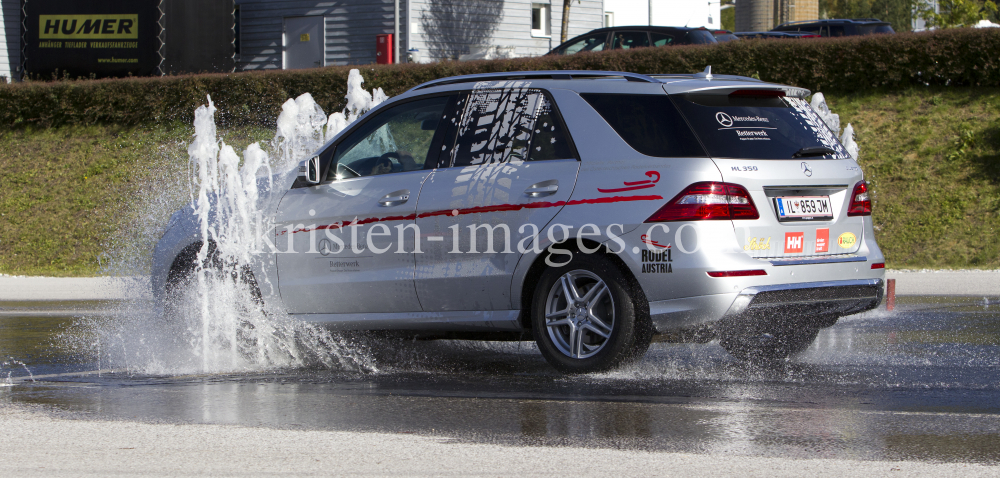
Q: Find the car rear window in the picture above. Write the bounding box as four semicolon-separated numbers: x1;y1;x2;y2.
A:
857;24;894;35
685;30;718;44
670;94;851;160
581;94;706;158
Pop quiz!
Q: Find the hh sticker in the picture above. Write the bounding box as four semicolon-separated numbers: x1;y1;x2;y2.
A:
745;237;771;251
784;232;804;254
838;232;857;248
815;228;829;253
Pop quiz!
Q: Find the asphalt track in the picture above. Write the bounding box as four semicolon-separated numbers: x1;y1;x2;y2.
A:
1;272;999;476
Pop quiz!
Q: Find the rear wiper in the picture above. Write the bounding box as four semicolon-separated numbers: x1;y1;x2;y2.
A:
792;146;836;158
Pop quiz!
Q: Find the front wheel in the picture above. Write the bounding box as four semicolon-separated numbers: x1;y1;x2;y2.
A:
531;254;652;373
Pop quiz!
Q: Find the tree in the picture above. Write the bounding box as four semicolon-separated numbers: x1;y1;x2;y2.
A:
560;0;580;43
722;0;735;31
916;0;999;28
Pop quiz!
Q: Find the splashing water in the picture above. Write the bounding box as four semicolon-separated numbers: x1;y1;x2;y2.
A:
62;69;387;376
811;93;860;160
1;359;36;386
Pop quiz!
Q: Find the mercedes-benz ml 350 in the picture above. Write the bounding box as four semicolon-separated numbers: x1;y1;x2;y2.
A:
154;70;884;373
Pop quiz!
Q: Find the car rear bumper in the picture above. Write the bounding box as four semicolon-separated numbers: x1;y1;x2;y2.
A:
649;278;883;334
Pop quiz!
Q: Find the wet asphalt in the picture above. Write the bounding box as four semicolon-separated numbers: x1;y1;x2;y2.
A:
2;295;1000;465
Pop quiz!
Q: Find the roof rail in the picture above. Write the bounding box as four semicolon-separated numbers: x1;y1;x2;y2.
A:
409;70;659;91
851;18;884;22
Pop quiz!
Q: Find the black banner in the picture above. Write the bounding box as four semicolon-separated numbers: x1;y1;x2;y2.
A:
23;0;161;78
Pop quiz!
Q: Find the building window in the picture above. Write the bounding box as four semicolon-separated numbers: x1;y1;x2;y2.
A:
531;3;551;37
604;12;614;28
234;5;241;56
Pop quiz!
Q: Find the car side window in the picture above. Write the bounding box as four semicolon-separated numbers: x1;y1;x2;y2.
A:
612;31;650;49
650;32;675;47
528;102;574;161
559;32;608;54
448;88;574;167
328;96;449;180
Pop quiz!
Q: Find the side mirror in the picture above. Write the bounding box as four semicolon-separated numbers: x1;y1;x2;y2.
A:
298;156;321;184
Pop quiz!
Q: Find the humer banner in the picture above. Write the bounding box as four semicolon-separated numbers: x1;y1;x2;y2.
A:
23;0;161;78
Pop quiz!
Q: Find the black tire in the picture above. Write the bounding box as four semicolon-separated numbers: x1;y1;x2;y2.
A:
163;242;264;357
531;253;652;373
719;326;820;362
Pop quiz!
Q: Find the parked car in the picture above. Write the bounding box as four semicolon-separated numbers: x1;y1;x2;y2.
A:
771;18;895;37
546;26;717;55
735;31;821;39
155;69;885;373
711;29;741;42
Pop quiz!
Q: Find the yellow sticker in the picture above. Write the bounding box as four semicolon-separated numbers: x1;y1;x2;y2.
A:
744;237;771;251
837;232;857;248
300;33;310;42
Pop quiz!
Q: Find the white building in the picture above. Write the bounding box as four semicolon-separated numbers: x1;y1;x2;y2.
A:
602;0;723;29
0;0;17;82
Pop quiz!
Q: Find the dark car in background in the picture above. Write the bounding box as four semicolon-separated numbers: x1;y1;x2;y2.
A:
546;26;717;55
771;18;895;37
711;29;741;42
735;31;821;39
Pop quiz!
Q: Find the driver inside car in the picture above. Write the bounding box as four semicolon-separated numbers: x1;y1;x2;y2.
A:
370;156;393;175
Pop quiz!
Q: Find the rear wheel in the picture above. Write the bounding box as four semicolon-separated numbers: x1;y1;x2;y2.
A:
531;254;652;373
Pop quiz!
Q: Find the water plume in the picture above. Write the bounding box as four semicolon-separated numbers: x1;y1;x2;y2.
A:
62;70;388;376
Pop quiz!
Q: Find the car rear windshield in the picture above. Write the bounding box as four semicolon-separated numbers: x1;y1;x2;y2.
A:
581;94;707;158
670;93;851;160
685;30;718;44
857;23;894;34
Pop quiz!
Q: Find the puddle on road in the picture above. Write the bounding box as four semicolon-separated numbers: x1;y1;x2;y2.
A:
3;295;1000;464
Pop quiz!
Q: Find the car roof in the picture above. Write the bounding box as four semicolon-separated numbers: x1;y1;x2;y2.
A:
577;25;712;33
775;18;890;27
403;69;810;98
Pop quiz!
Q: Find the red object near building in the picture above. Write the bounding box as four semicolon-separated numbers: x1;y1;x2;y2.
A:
376;34;393;64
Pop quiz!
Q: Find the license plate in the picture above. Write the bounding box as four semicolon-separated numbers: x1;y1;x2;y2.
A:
775;196;833;220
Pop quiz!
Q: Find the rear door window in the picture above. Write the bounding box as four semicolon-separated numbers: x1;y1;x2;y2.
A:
449;88;577;167
650;32;675;47
670;93;851;160
581;94;706;158
612;31;650;49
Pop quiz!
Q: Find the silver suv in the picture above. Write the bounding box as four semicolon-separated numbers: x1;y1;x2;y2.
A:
154;70;885;373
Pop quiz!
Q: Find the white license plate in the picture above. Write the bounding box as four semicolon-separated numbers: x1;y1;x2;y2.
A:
775;196;833;220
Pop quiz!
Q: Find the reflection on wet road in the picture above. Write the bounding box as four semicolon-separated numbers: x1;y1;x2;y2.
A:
2;296;1000;464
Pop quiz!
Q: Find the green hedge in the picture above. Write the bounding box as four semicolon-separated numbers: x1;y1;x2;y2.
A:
2;28;999;128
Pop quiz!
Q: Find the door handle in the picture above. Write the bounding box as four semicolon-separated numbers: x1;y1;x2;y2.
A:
525;180;559;198
379;189;410;207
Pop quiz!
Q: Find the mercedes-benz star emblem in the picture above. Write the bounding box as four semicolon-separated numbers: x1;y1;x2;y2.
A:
715;112;733;127
801;161;813;177
318;238;334;256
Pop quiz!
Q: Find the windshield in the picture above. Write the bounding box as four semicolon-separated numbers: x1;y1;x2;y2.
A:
671;94;851;160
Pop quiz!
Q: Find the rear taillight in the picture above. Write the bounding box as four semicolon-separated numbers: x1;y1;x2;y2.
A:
645;182;759;222
871;263;885;269
847;181;872;216
707;269;767;278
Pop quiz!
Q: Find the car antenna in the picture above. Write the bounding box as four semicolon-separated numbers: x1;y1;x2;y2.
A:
694;66;713;80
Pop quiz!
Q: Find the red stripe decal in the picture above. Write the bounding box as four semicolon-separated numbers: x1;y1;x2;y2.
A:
283;194;664;235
